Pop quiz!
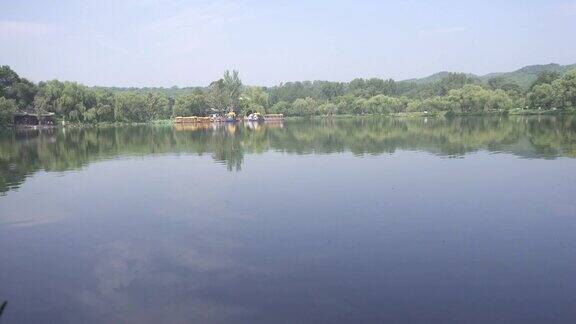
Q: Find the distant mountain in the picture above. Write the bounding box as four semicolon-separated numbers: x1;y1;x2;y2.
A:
404;71;476;85
479;63;576;89
406;63;576;89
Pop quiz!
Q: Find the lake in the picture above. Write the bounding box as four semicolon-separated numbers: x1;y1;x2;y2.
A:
1;116;575;323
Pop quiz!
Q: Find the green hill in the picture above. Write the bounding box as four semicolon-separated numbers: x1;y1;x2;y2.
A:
404;71;478;84
480;63;576;89
407;62;576;89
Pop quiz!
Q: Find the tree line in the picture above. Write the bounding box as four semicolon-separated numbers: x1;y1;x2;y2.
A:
1;65;575;126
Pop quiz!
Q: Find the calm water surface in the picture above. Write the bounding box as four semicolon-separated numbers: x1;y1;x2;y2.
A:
1;116;575;323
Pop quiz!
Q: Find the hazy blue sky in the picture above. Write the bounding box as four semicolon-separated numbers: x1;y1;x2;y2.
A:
1;0;575;87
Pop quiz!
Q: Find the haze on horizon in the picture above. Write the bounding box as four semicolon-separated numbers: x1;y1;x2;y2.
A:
1;0;575;87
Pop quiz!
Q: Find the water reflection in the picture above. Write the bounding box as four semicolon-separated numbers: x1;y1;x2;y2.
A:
1;116;575;195
1;116;575;323
80;233;249;322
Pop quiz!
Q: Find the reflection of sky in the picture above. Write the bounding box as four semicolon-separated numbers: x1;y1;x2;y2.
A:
0;155;261;322
79;238;251;323
1;152;576;323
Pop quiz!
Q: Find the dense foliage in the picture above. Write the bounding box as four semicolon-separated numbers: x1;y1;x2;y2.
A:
1;64;575;126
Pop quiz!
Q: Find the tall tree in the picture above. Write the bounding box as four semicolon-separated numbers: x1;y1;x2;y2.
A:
223;70;242;113
207;79;227;114
240;86;268;114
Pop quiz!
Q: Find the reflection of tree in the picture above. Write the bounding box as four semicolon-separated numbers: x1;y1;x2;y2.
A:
210;124;244;171
1;115;575;194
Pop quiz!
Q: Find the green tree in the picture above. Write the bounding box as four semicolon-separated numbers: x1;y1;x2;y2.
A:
223;70;242;113
333;94;357;114
425;73;481;97
83;108;98;123
0;97;17;125
292;97;318;116
528;84;556;110
530;71;561;90
447;85;513;113
269;101;290;114
145;92;170;119
488;77;523;97
94;89;115;122
320;82;345;100
365;95;405;114
114;92;148;122
55;82;94;121
0;65;37;109
173;94;206;117
206;79;227;114
240;86;268;115
33;80;64;114
318;102;338;115
552;69;576;109
0;65;20;99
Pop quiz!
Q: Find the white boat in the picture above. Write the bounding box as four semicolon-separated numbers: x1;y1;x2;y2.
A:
244;113;263;122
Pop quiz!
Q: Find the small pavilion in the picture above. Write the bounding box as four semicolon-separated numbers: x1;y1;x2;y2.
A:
13;110;56;126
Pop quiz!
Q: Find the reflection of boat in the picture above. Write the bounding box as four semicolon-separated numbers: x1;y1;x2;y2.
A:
174;123;214;132
226;124;237;134
265;121;283;128
244;121;261;130
264;114;284;122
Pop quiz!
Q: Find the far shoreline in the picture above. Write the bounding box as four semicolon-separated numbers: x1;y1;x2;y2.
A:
4;109;575;131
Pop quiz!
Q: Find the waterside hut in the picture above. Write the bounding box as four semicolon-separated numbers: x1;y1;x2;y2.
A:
13;111;56;126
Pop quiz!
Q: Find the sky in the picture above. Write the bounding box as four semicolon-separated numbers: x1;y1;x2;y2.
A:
0;0;575;87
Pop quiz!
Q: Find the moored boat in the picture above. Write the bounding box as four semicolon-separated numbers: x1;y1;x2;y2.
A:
174;116;213;123
264;114;284;122
224;111;239;122
244;112;263;122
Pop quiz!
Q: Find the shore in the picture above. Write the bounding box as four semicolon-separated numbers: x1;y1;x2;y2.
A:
4;109;575;130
